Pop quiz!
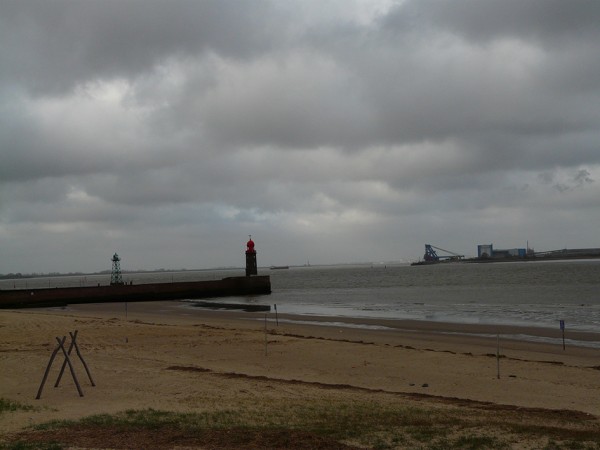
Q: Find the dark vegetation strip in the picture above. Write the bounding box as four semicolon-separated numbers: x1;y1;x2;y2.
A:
165;365;596;421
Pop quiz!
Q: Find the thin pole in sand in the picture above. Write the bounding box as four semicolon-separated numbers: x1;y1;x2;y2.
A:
496;334;500;379
264;314;268;356
560;319;565;350
274;304;279;326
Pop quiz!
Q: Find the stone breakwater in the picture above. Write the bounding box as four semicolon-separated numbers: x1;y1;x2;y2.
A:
0;276;271;308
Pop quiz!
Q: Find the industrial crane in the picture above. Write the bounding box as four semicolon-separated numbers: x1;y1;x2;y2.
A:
423;244;464;262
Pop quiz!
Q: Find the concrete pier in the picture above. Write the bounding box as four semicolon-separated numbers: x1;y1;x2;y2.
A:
0;276;271;309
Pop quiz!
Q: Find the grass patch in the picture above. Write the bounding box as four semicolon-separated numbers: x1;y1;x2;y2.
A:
0;443;62;450
0;398;36;415
452;434;508;449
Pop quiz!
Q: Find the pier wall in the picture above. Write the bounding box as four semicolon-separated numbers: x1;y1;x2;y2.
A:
0;276;271;308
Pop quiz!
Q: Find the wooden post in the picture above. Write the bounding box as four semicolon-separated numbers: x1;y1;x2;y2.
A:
36;337;64;400
274;304;278;326
37;331;93;399
55;332;77;387
496;334;500;379
560;320;565;351
264;314;268;356
56;336;84;397
55;331;94;387
69;331;95;386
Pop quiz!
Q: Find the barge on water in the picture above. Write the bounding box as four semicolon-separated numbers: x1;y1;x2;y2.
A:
0;276;271;309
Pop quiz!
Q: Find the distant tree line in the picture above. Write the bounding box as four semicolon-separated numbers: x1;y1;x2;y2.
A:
0;272;86;280
0;267;239;280
0;269;190;280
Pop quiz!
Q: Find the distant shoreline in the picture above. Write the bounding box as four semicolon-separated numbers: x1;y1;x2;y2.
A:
0;267;245;281
4;254;600;280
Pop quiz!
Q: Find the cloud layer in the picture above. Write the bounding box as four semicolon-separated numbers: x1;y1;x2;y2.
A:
1;0;599;273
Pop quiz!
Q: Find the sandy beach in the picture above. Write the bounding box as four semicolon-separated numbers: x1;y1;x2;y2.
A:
1;301;599;448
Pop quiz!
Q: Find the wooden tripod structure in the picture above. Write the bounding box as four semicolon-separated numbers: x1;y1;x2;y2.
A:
36;330;95;399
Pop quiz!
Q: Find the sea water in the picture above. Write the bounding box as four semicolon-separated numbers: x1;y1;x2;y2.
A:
263;261;600;333
2;260;599;333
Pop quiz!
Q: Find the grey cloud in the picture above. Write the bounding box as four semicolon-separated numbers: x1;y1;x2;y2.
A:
552;168;595;193
536;167;596;194
2;1;600;273
383;0;600;44
573;169;593;186
0;0;279;95
363;0;600;149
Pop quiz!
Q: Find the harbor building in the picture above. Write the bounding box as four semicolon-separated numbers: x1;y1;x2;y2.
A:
477;244;526;259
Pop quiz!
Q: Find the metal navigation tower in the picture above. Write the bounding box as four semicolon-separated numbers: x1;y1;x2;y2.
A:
110;253;124;285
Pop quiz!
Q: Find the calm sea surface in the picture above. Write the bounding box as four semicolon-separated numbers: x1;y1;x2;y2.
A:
3;260;599;335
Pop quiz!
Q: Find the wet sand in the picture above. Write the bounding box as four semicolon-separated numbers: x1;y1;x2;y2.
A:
1;300;599;437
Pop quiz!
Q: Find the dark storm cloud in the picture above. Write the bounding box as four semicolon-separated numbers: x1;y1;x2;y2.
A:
0;0;279;94
159;0;600;163
383;0;600;43
1;0;599;273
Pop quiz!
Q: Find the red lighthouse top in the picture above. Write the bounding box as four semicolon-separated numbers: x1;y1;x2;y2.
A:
246;236;256;254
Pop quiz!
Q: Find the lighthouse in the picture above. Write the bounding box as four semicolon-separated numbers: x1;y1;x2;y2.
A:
245;235;258;276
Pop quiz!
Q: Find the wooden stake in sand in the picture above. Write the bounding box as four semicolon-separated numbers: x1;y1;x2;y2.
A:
496;334;500;380
36;336;66;400
54;331;95;389
125;302;129;343
274;304;279;326
264;314;268;356
560;320;565;350
36;330;95;399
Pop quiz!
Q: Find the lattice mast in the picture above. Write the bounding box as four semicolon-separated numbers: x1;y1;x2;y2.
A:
110;253;124;285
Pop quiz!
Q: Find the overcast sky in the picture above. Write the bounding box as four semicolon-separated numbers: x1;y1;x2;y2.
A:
1;0;599;273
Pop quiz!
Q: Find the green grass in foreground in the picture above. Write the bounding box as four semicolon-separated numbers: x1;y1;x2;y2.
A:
0;444;62;450
3;399;600;449
0;398;36;415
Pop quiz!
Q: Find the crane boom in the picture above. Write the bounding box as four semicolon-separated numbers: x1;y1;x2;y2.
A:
430;245;463;257
423;244;464;261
